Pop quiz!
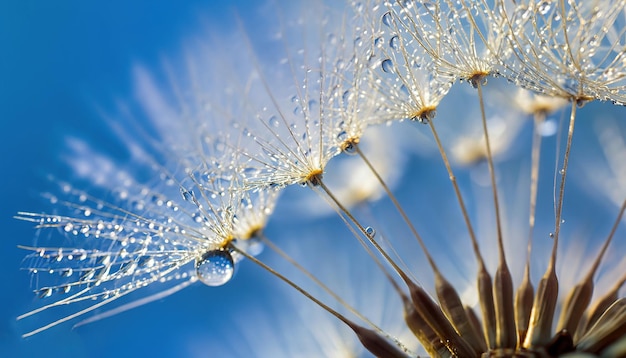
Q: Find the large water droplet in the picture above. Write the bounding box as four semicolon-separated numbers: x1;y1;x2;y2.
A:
196;249;235;286
365;226;376;238
381;59;394;73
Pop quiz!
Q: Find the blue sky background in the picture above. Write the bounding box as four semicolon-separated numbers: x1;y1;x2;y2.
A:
2;1;626;357
0;1;269;357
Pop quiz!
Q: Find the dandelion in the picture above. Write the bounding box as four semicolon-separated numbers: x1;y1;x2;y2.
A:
14;0;626;357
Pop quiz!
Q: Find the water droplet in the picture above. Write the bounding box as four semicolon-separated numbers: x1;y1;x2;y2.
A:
342;90;352;103
39;288;52;298
365;226;376;238
196;249;235;286
559;168;565;175
269;116;280;128
389;35;400;50
137;256;155;268
381;59;394;73
549;232;554;238
343;142;357;155
538;1;551;15
180;188;195;202
382;11;392;27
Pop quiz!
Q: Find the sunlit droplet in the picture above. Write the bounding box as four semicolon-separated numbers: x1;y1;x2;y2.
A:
389;35;399;51
381;59;394;73
269;116;280;128
196;249;235;287
382;11;392;27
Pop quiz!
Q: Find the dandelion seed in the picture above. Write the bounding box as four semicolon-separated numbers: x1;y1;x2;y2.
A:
499;0;626;104
360;1;454;123
16;53;280;337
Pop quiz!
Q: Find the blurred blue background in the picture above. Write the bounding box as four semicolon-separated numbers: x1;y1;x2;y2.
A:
2;1;626;357
0;1;277;357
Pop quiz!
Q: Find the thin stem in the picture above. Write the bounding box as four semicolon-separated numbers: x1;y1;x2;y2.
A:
427;120;486;269
552;100;577;261
557;198;626;334
476;82;515;349
527;112;545;268
515;110;545;346
354;143;487;353
258;233;391;338
316;179;406;279
428;119;496;349
354;144;437;270
230;243;409;358
477;83;504;260
314;177;475;357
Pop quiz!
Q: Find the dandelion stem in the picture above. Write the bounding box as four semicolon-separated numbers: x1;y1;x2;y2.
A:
557;198;626;335
426;120;485;267
585;273;626;333
354;143;436;269
524;100;578;348
315;178;475;357
476;82;516;350
516;111;545;346
428;119;496;348
354;142;486;353
553;100;577;255
258;233;394;340
230;244;410;358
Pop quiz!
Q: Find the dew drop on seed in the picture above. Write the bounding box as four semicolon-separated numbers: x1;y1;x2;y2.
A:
196;250;235;287
180;188;194;202
538;1;551;15
381;59;394;73
39;288;52;299
389;35;399;50
343;143;357;155
269;116;280;128
365;226;376;238
382;11;392;27
137;256;155;268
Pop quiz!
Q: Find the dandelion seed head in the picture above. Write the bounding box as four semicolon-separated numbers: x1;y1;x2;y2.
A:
17;36;282;334
513;87;569;115
500;0;626;103
359;3;455;123
231;4;368;189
